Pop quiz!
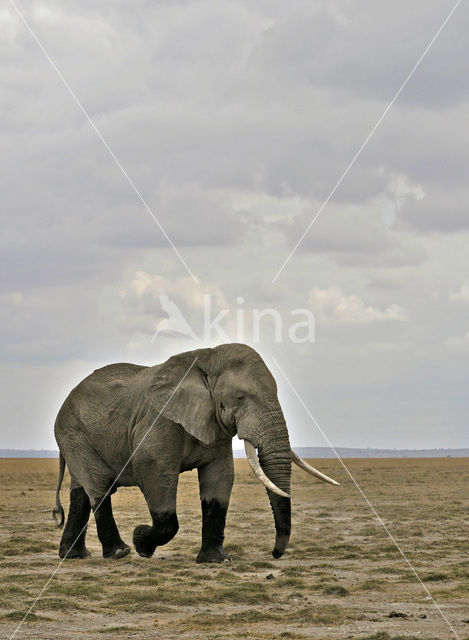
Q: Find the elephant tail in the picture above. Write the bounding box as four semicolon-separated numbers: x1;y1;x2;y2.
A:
52;452;65;528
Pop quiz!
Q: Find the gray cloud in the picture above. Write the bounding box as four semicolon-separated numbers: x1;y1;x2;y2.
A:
397;186;469;231
1;1;469;450
248;1;469;106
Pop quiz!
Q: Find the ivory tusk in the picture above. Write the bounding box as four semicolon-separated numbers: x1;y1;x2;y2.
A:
244;441;290;498
291;449;340;486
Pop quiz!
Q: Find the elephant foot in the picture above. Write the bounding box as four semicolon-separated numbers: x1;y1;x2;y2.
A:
59;544;91;559
133;525;157;558
103;542;131;559
133;512;179;558
196;546;231;564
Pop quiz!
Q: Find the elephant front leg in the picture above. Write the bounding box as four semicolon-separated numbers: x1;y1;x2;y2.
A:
196;453;234;564
133;472;179;558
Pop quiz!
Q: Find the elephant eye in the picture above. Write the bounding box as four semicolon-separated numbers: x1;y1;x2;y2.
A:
236;395;245;401
220;401;225;411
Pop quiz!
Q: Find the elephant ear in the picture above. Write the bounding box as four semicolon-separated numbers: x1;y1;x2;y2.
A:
146;351;218;446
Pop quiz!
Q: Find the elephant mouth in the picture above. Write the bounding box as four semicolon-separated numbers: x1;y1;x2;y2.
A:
218;420;237;438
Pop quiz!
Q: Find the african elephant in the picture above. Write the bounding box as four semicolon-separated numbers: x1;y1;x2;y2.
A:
53;343;338;562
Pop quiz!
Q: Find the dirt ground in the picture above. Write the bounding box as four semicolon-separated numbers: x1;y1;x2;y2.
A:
0;457;468;640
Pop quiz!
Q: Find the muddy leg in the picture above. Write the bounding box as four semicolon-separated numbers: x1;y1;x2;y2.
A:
133;473;179;558
93;494;130;559
59;487;91;559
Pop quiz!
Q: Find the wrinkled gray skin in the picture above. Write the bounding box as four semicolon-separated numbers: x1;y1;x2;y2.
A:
54;343;291;562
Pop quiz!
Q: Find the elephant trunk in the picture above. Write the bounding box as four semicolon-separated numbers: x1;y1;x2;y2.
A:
239;404;292;558
258;439;292;558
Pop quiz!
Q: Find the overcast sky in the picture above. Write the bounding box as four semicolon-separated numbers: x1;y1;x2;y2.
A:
2;0;469;450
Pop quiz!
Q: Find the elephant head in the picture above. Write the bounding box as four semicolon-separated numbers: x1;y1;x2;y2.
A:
147;343;338;558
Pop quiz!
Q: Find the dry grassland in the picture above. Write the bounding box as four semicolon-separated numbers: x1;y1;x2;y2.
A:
0;457;468;639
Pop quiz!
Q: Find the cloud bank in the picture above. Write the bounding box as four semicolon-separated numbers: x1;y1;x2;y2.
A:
2;0;469;449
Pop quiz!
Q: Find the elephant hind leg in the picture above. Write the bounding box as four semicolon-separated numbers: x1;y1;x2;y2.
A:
59;486;91;559
93;494;130;559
